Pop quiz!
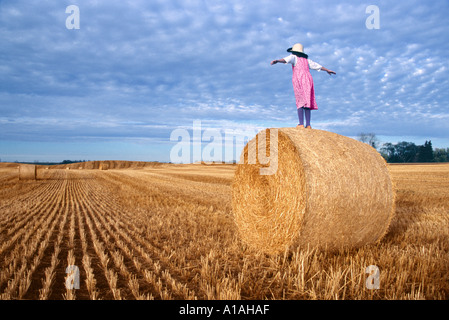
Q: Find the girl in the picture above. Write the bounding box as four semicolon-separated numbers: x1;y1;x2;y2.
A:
271;43;335;129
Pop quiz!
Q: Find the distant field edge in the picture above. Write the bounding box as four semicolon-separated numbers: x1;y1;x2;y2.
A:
388;162;449;165
0;160;237;170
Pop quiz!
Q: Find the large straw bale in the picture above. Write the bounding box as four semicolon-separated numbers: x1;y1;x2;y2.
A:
232;128;395;254
18;164;37;180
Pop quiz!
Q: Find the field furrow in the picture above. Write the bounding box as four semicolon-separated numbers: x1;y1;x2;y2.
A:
0;171;68;299
89;170;239;299
82;177;196;299
0;172;65;239
0;162;448;300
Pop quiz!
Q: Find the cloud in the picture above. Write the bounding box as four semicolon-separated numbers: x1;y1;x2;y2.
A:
1;0;449;161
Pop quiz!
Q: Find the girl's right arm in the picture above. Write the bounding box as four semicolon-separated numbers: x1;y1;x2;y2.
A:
271;59;286;65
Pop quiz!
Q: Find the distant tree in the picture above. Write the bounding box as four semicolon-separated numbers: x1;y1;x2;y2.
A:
380;141;418;163
61;160;83;164
380;142;395;162
434;148;449;162
358;132;379;149
397;141;419;162
417;140;434;162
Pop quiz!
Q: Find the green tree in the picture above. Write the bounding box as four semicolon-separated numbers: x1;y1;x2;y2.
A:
380;141;418;163
434;148;449;162
380;142;395;162
417;140;434;162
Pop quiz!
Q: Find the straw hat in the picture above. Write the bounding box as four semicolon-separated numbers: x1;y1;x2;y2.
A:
287;43;304;54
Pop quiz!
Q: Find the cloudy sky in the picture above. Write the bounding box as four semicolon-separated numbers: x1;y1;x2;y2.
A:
1;0;448;162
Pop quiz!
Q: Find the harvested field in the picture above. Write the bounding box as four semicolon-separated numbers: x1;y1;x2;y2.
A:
0;161;448;300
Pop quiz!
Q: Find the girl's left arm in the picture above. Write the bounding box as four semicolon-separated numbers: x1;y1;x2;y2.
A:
309;59;335;75
321;66;336;75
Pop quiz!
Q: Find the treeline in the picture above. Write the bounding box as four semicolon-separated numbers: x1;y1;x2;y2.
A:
12;160;91;166
358;133;449;163
60;160;89;164
379;140;449;163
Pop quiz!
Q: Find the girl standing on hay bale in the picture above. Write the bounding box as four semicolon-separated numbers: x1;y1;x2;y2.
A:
271;43;335;129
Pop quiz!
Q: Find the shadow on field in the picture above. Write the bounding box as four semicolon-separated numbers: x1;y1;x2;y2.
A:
382;189;426;242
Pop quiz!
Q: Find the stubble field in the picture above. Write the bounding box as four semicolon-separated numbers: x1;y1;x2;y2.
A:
0;161;448;300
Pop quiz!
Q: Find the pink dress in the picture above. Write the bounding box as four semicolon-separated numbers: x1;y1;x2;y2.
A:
292;57;318;110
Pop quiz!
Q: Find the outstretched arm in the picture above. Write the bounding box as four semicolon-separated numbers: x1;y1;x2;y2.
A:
271;59;286;65
320;66;336;75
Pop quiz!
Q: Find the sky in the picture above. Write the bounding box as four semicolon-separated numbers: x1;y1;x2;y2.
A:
1;0;448;163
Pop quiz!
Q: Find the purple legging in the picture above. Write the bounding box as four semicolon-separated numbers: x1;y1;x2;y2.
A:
297;107;311;127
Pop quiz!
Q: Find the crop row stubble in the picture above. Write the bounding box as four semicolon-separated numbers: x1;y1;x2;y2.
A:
0;163;448;299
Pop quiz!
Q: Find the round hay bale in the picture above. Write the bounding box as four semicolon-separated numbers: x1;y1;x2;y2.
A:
18;164;37;180
232;128;395;254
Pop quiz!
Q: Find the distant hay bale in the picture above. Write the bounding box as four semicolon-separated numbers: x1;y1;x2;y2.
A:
99;163;109;170
18;164;37;180
232;128;395;254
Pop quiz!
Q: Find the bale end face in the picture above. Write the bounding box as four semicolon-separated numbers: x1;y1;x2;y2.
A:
18;164;37;180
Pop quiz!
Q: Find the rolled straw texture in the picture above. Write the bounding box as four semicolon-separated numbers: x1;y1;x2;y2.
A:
18;164;37;180
232;128;395;254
